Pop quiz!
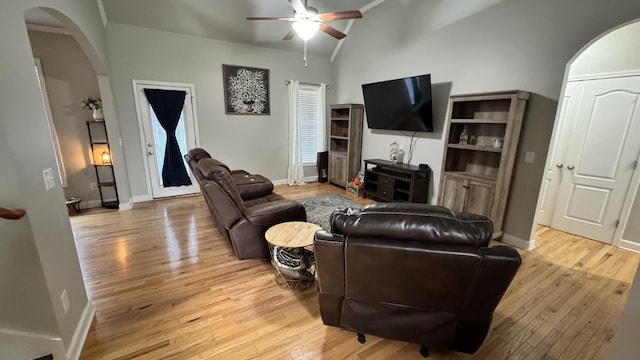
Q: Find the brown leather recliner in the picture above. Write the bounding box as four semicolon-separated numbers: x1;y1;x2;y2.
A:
184;148;306;260
314;202;521;356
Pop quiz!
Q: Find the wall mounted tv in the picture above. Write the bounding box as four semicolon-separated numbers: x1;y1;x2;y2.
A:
362;74;434;132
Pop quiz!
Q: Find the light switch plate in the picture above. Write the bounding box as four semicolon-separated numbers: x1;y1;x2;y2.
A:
43;168;56;190
525;152;535;163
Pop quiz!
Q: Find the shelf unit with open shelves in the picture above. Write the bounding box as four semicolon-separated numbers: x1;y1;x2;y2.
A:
437;90;530;237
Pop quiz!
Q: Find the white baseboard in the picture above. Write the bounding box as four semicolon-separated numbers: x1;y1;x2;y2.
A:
66;301;95;360
502;233;536;250
272;177;318;186
131;195;153;204
272;179;288;186
119;198;134;211
0;328;65;360
619;239;640;254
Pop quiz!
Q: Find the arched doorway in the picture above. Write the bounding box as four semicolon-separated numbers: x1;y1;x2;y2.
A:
535;19;640;251
24;7;130;210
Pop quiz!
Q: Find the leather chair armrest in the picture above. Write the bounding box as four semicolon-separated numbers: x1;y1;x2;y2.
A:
231;169;250;176
461;246;521;317
482;245;521;262
244;200;306;225
452;245;521;353
314;230;346;297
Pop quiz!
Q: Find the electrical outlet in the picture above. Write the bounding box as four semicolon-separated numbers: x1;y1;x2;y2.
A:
43;168;56;190
60;289;70;314
90;182;98;190
525;152;535;163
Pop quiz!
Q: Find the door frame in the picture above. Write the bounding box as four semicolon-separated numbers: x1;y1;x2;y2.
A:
534;70;640;249
34;57;67;187
132;79;201;199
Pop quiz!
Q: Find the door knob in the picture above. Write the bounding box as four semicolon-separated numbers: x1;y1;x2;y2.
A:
147;143;153;148
556;163;564;168
148;150;154;155
567;164;575;170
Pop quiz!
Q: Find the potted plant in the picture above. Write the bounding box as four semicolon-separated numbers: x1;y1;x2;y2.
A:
82;97;104;120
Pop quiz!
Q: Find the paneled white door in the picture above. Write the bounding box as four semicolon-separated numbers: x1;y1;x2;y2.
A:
134;81;200;199
549;76;640;243
538;82;582;225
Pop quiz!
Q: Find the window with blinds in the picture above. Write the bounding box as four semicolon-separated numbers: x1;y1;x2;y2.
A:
297;84;324;164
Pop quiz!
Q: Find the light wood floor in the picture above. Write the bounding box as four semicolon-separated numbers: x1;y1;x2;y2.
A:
73;183;640;359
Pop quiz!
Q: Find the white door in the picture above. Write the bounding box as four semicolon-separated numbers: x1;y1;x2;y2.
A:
538;82;582;225
134;81;200;198
547;76;640;243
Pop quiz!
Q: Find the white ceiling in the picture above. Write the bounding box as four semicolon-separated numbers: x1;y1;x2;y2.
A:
100;0;376;57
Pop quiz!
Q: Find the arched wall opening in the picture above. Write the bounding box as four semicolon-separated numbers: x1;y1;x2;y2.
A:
25;7;131;211
533;18;640;251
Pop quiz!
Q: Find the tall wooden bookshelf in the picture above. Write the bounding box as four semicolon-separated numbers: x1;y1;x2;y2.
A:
328;104;364;188
437;90;530;238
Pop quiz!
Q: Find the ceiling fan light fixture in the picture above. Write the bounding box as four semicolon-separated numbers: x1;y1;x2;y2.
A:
292;20;319;41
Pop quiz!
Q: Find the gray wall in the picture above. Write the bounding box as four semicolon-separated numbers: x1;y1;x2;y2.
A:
28;30;103;208
0;0;108;351
0;129;59;337
105;23;333;198
331;0;640;243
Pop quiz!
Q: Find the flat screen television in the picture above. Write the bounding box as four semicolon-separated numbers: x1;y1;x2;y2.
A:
362;74;434;132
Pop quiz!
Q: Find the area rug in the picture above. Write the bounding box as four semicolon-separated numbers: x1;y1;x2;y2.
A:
298;193;362;230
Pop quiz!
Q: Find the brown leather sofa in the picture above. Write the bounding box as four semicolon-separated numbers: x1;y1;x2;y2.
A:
185;148;306;259
185;148;275;200
314;202;521;356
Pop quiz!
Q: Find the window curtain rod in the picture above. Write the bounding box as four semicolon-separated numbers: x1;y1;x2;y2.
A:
284;80;330;89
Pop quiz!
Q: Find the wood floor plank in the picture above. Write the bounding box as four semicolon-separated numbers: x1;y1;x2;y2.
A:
73;183;640;359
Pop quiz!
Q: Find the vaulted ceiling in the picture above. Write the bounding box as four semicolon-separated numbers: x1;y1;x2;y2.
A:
25;0;508;59
101;0;378;57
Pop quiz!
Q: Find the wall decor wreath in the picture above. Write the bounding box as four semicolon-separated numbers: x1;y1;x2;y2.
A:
222;64;270;115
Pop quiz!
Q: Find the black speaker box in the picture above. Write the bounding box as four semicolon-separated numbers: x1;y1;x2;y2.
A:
317;151;328;183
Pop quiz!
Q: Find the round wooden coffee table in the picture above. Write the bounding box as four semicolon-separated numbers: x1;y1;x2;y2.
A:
265;221;321;291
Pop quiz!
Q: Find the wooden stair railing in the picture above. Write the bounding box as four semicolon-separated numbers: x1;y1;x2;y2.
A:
0;207;26;220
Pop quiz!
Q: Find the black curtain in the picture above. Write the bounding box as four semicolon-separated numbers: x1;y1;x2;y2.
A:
143;89;192;187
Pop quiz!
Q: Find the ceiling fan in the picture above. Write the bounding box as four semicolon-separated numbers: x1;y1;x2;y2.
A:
246;0;363;42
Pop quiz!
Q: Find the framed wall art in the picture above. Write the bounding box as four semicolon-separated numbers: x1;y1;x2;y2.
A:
222;64;270;115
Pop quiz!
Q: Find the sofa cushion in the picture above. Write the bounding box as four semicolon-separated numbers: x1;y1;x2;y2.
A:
202;164;245;212
244;200;307;226
233;173;275;199
244;193;284;208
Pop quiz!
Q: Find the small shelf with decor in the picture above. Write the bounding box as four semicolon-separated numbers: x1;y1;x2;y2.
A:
86;120;119;209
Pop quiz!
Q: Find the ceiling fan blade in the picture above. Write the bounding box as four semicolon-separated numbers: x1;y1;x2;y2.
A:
288;0;307;14
282;29;296;40
319;10;363;21
246;16;293;21
319;23;346;40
